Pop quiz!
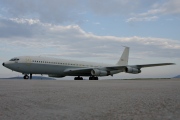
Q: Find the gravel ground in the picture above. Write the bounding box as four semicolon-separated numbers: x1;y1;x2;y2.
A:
0;79;180;120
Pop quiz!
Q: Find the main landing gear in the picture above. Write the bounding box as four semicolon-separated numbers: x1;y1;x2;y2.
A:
23;74;32;80
74;76;99;80
74;76;83;80
89;76;98;80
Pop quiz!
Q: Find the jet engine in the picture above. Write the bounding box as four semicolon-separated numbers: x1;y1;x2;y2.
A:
91;69;108;76
125;67;141;74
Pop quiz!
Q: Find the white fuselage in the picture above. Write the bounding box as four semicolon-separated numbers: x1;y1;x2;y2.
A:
2;47;174;80
3;56;112;77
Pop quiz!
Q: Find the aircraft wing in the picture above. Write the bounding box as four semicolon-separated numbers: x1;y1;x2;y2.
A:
64;66;126;76
64;68;92;73
64;68;93;76
63;63;174;76
104;66;126;71
133;63;175;69
100;63;175;71
64;66;126;73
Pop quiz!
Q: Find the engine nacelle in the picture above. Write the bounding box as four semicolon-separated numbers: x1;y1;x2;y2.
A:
91;69;108;76
125;67;141;74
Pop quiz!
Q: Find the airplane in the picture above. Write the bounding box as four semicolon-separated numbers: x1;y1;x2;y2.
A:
2;47;175;80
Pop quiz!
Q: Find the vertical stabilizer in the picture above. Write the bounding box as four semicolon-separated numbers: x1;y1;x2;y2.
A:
116;47;129;66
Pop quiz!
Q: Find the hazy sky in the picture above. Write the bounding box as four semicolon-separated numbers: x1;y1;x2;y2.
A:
0;0;179;79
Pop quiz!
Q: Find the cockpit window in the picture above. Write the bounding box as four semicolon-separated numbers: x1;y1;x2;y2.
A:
9;58;19;61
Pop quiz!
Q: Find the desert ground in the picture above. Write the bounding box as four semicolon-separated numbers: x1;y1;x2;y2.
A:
0;79;180;120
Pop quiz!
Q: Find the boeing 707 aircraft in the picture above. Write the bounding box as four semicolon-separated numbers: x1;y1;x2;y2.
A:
2;47;175;80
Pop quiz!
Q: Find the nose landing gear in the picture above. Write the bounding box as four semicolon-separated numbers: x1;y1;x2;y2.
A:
30;74;32;79
24;75;29;79
23;74;32;80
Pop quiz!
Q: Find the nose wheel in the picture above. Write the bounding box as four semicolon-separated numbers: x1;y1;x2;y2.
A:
24;75;29;79
23;74;32;80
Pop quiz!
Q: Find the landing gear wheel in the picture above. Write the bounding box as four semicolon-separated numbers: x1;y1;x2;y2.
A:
24;75;29;79
74;76;83;80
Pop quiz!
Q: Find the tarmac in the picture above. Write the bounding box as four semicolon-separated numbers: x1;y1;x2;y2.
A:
0;79;180;120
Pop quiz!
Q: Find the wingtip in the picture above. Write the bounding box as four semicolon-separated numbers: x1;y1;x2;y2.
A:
167;63;176;65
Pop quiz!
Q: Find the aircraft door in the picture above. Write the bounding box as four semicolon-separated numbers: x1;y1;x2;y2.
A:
26;57;32;66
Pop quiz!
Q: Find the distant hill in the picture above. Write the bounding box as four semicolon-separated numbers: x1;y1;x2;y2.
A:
0;76;56;80
174;75;180;78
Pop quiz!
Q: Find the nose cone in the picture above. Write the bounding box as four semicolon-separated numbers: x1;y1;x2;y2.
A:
2;62;5;66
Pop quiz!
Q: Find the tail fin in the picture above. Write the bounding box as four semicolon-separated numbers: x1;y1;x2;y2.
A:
116;47;129;66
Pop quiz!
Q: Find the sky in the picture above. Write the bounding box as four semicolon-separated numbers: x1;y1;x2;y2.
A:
0;0;179;79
